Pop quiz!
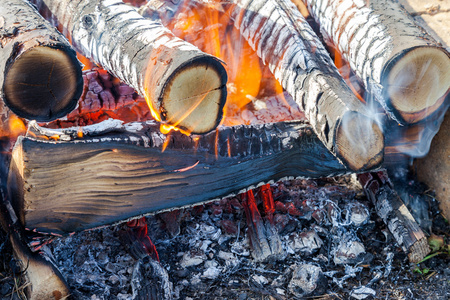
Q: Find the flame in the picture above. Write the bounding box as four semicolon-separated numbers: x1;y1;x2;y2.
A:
0;114;26;139
147;0;284;133
333;47;365;103
77;53;94;71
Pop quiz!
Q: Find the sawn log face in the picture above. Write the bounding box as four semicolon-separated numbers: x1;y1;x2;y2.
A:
0;0;82;121
9;120;354;235
31;0;227;134
301;0;450;124
218;0;384;171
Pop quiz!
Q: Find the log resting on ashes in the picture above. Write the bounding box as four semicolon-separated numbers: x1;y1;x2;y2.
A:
0;0;82;121
31;0;227;134
358;171;430;263
0;161;69;299
301;0;450;124
7;119;368;235
201;0;384;171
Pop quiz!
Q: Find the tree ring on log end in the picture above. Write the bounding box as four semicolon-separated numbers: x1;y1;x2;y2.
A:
159;56;227;134
383;46;450;123
3;45;83;122
335;111;384;171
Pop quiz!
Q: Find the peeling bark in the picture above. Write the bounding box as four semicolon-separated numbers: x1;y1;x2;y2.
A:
0;0;82;121
217;0;384;171
301;0;450;124
31;0;227;134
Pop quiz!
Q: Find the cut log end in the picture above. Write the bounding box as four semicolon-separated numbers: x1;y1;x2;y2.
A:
3;46;83;122
385;46;450;123
335;112;384;171
158;57;227;134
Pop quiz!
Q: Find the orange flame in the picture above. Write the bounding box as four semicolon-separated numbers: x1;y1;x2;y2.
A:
146;0;284;133
1;115;26;139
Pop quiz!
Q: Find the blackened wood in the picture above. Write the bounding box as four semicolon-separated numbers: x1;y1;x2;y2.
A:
0;157;69;299
358;171;430;263
0;0;82;122
9;119;355;235
31;0;227;134
217;0;384;171
301;0;450;124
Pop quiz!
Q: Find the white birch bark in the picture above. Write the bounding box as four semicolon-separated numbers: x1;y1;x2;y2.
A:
301;0;450;124
0;0;82;121
225;0;384;171
31;0;228;134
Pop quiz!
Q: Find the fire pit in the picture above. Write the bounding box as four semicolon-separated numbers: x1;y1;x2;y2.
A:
0;0;449;299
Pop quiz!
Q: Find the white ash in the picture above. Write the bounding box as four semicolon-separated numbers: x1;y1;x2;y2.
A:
350;286;377;299
288;263;326;297
43;177;408;299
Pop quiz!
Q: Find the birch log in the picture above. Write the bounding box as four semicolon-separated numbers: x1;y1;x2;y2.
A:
358;171;430;263
301;0;450;124
8;119;356;235
220;0;384;171
0;0;82;121
31;0;227;134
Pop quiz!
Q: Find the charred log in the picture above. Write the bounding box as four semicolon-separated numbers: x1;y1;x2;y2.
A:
31;0;227;134
0;157;69;299
207;0;384;171
301;0;450;124
358;171;430;263
8;119;358;235
0;0;82;122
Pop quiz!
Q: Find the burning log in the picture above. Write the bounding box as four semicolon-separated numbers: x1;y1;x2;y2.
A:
300;0;450;124
8;119;357;235
218;0;385;171
0;0;82;121
31;0;227;134
0;168;69;299
358;171;430;263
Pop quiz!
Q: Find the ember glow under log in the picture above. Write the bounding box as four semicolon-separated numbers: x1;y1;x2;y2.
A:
301;0;450;124
0;0;83;121
224;0;384;171
8;119;357;235
31;0;227;134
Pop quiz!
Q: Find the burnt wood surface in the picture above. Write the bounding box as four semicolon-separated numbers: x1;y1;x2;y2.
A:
199;0;384;171
0;0;82;121
31;0;227;134
358;171;430;263
8;120;359;235
301;0;450;124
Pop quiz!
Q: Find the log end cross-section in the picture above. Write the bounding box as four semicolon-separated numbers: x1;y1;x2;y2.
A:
383;46;450;123
3;45;83;121
335;111;384;171
157;56;227;134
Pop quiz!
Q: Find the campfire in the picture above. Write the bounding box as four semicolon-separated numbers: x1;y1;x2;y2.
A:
0;0;449;299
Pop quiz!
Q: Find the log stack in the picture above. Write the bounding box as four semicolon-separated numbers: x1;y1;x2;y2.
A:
203;0;385;171
300;0;450;124
31;0;228;134
0;0;83;122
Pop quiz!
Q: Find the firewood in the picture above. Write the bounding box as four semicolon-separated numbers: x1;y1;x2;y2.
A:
0;0;82;122
358;171;430;263
0;174;69;299
8;119;360;235
414;111;450;220
300;0;450;124
208;0;384;171
31;0;227;134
